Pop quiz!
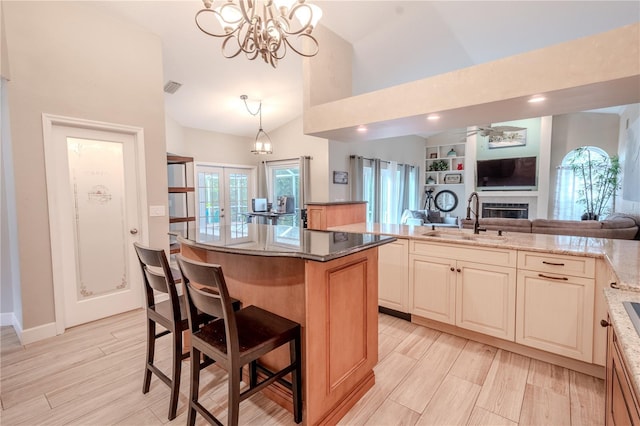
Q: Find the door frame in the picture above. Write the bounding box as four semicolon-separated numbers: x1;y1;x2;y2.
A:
42;114;149;334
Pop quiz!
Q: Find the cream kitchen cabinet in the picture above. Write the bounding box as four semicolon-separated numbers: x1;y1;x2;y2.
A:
409;241;517;339
409;254;456;324
456;261;516;340
378;238;409;313
516;251;595;362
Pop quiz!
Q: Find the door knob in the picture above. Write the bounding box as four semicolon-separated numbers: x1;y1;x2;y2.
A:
129;228;138;235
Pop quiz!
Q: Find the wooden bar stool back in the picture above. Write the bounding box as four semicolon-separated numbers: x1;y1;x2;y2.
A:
176;255;303;426
133;242;190;421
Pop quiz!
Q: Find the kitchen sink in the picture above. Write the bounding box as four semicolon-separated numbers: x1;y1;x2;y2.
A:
421;231;507;243
623;301;640;337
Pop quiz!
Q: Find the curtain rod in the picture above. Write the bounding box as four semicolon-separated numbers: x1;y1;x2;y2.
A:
350;155;415;169
263;156;312;164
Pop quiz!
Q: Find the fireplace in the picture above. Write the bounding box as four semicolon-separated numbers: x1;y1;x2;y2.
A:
482;202;529;219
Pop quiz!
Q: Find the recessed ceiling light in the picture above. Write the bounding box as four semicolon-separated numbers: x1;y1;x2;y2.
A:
528;96;546;103
357;125;367;132
427;114;440;121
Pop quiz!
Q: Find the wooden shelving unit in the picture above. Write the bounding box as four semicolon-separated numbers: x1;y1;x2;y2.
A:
167;154;195;239
167;154;195;277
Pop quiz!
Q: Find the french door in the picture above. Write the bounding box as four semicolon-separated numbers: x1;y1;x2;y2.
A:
195;164;255;242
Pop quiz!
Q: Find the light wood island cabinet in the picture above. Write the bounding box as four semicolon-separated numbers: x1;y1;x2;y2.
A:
516;251;595;362
305;201;366;230
605;315;640;425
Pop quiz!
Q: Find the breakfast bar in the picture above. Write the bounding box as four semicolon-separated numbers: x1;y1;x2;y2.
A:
178;224;395;425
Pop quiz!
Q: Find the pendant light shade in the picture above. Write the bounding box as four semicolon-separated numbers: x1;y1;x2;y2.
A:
242;95;273;155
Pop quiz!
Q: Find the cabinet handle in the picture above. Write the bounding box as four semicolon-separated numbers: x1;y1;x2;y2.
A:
537;273;568;281
610;282;619;289
600;319;611;328
542;260;565;266
450;267;455;272
456;268;461;273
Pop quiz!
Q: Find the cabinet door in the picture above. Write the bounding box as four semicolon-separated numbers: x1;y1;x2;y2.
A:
456;261;516;340
378;239;409;312
516;270;594;362
409;255;455;324
606;322;640;426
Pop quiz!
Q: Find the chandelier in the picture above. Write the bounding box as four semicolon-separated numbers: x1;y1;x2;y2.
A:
241;95;273;154
195;0;322;68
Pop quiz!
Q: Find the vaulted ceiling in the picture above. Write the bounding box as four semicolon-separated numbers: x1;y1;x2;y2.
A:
95;1;640;138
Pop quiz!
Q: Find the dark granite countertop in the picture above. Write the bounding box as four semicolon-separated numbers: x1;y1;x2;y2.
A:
178;223;394;262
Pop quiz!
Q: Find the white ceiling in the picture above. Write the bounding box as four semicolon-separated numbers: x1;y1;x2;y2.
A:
95;1;640;139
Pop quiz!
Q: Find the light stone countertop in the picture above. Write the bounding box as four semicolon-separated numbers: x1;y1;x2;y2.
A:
329;222;640;395
329;223;640;291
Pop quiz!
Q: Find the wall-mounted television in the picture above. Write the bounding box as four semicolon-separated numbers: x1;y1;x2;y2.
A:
476;156;537;190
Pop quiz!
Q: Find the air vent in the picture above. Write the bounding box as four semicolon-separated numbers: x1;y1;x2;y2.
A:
163;80;182;94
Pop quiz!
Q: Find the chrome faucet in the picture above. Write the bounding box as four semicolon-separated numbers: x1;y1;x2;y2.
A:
466;192;486;234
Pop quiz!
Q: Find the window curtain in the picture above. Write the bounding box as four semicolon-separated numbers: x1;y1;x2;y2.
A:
350;155;364;201
351;155;418;224
553;147;614;220
299;155;310;207
553;165;579;220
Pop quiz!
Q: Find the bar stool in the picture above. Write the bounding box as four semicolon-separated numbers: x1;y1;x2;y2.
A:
176;254;303;426
133;243;239;420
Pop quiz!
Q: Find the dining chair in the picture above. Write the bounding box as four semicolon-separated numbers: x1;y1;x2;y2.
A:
176;254;303;426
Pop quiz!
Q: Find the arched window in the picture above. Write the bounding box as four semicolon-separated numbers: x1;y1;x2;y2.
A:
553;146;613;220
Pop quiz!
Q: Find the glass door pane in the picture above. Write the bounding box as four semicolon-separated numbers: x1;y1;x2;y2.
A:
268;162;300;227
196;166;223;241
225;168;251;241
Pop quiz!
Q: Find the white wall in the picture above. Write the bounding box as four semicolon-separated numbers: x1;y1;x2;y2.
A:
181;127;256;166
3;1;167;330
328;135;426;202
265;116;330;202
617;104;640;217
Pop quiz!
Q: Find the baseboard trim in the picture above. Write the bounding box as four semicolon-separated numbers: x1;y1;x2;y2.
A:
19;321;57;345
0;312;14;326
378;306;411;321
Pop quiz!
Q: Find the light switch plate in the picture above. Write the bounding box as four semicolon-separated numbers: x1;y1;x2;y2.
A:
149;205;166;217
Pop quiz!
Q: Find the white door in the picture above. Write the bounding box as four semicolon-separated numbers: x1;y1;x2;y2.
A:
44;116;146;330
195;164;254;242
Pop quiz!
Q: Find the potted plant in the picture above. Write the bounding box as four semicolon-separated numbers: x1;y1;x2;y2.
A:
569;147;622;221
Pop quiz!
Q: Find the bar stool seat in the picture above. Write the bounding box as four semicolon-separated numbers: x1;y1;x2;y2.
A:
177;254;303;426
133;243;239;421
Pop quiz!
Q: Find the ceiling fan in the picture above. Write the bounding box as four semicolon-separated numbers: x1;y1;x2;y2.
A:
465;125;526;137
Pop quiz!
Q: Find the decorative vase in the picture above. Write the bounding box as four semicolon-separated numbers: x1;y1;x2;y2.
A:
581;212;599;221
447;148;456;156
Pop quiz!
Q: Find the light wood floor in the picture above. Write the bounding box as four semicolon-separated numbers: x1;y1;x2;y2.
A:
0;310;604;425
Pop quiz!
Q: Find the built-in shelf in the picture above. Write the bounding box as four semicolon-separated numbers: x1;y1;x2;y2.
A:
425;143;466;186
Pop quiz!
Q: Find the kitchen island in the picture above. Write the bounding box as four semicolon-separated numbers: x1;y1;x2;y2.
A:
178;224;395;425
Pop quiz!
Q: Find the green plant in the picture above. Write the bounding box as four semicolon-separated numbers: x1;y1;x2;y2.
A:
569;147;621;220
429;160;449;172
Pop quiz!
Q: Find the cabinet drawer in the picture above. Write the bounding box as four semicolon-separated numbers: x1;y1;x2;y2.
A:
411;240;516;268
518;251;595;278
